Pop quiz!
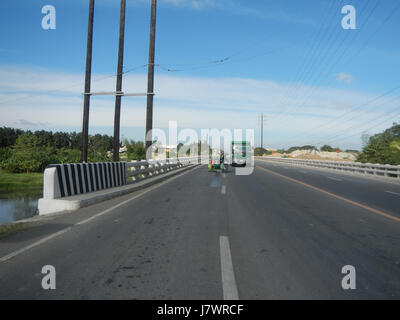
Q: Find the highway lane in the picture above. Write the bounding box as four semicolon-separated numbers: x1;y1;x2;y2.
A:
0;166;226;299
256;159;400;218
225;164;400;299
0;163;399;299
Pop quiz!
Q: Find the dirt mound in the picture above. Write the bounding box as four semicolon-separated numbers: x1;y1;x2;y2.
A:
261;149;357;161
289;149;357;161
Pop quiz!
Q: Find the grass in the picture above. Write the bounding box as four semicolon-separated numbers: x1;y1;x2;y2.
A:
0;222;32;239
0;169;43;192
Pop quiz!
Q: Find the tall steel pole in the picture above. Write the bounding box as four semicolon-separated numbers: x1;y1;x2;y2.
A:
81;0;95;163
145;0;157;154
261;112;264;149
113;0;126;162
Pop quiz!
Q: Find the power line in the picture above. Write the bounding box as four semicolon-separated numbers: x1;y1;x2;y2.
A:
312;98;400;146
0;64;148;107
314;109;400;147
270;0;384;145
285;85;400;145
341;0;400;67
266;0;341;121
272;0;376;124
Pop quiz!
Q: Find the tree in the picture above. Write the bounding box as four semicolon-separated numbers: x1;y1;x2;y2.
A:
2;133;56;173
254;148;272;156
320;145;341;152
345;149;359;153
70;131;82;150
125;139;146;161
390;140;400;153
56;148;81;164
361;132;370;149
287;145;318;153
88;134;113;161
0;127;23;148
357;123;400;165
0;147;12;163
53;132;71;149
0;127;149;171
34;130;54;146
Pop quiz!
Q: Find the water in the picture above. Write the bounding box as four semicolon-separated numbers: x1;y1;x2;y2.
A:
0;189;42;224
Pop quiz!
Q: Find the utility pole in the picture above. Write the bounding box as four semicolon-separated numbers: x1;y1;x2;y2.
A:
81;0;95;163
113;0;126;162
258;112;266;149
145;0;157;155
261;112;263;149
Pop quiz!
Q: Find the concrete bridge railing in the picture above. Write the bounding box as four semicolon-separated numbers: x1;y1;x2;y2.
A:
42;156;205;200
38;156;207;215
127;157;201;181
256;156;400;180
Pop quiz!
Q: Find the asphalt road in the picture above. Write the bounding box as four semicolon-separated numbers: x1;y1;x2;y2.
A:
0;160;399;299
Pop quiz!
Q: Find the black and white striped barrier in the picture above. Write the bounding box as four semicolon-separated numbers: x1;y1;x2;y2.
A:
38;158;205;216
43;162;127;199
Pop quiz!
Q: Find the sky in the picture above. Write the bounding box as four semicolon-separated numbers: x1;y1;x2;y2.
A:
0;0;400;150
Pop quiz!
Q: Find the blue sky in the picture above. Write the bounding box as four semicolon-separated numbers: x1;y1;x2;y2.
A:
1;0;400;150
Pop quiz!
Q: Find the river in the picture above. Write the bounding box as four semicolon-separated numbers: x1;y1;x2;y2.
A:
0;189;42;224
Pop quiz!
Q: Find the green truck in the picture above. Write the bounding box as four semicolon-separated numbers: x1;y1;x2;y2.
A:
231;141;251;167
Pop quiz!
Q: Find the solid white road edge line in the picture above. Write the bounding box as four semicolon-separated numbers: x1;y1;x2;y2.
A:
0;166;200;263
385;190;400;197
0;228;72;262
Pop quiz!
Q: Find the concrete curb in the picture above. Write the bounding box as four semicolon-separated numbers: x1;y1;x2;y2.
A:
38;164;200;216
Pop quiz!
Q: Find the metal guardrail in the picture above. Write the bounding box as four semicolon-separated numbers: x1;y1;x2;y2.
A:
256;156;400;180
126;156;206;182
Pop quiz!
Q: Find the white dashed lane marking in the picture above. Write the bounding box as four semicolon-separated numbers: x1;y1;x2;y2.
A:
220;236;239;300
221;185;226;195
327;176;342;181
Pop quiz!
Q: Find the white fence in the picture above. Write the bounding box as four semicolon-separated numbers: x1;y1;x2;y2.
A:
126;156;203;182
256;157;400;180
42;156;207;200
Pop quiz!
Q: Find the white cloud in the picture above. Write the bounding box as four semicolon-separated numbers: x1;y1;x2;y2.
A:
0;66;398;150
336;72;354;84
162;0;215;9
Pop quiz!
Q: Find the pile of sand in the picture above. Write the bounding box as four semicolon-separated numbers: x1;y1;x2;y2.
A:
290;149;357;161
261;149;357;162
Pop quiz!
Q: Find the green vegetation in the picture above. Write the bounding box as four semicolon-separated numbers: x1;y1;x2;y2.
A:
254;148;272;156
345;149;360;153
0;169;43;191
320;145;341;152
124;139;146;161
0;127;151;190
286;145;318;153
0;127;147;175
0;221;40;239
275;145;359;155
357;123;400;165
